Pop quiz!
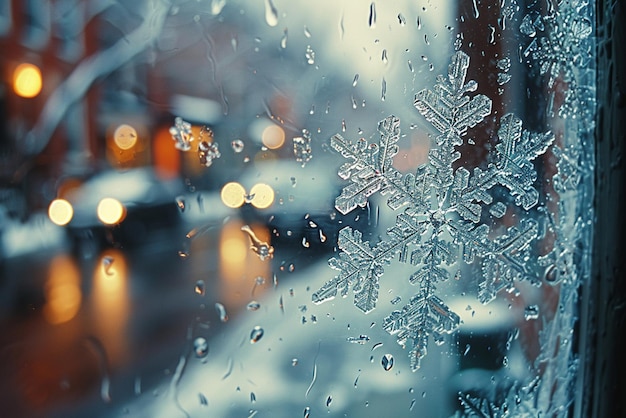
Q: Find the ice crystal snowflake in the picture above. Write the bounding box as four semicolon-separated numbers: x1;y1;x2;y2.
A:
521;0;594;125
312;51;555;370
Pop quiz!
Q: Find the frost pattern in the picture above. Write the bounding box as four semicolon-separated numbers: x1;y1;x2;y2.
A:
313;51;555;370
456;0;595;413
522;0;595;128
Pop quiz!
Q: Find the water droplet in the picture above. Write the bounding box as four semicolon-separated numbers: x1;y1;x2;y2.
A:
210;0;225;15
368;2;376;27
408;60;414;72
241;225;274;261
372;342;383;351
250;392;257;403
280;29;288;49
175;196;186;212
381;78;386;101
263;0;278;27
199;392;208;406
488;25;496;44
247;301;261;311
352;73;359;87
381;49;388;64
303;25;312;38
305;45;315;65
302;237;310;248
292;358;298;366
326;395;332;407
409;399;416;411
250;326;264;343
398;13;406;26
194;337;208;358
524;305;539;320
544;265;559;283
231;139;244;153
390;296;402;305
303;407;311;418
195;280;205;296
178;250;189;259
472;0;480;18
463;344;471;356
381;354;394;371
416;16;422;30
346;335;370;344
102;256;114;275
215;302;228;322
318;229;327;243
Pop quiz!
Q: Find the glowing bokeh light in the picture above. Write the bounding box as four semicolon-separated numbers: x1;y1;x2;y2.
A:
250;183;275;209
48;199;73;226
220;182;246;208
13;63;42;98
43;256;82;325
113;124;138;150
261;125;285;149
97;198;125;225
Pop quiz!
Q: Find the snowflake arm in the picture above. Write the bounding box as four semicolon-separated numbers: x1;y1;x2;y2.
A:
477;218;541;303
383;289;460;371
494;114;555;209
332;116;401;214
414;51;492;147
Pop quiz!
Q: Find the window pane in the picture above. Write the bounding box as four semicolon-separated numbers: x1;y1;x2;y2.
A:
0;0;595;416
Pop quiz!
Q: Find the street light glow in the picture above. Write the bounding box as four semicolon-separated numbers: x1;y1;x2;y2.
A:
13;63;42;98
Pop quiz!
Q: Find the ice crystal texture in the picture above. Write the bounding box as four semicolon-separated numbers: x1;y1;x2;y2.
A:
170;117;194;151
313;51;555;370
198;138;221;167
522;0;595;126
293;130;313;167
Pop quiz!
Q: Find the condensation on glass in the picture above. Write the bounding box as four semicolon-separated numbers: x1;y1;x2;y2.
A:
0;0;594;417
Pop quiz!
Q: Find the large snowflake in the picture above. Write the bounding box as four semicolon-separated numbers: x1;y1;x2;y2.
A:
312;51;555;370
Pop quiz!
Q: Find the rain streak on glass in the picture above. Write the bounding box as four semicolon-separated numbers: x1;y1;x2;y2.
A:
381;354;394;371
263;0;278;27
241;225;274;261
368;2;376;27
250;326;264;343
193;337;208;358
215;302;228;322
